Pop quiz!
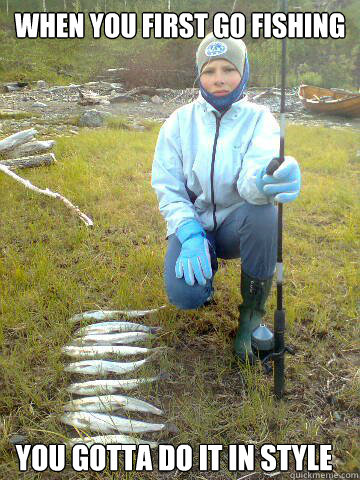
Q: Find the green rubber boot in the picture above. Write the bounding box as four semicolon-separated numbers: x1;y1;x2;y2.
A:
234;271;273;364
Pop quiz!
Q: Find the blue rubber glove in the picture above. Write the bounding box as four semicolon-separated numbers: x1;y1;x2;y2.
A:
256;156;301;203
175;220;213;286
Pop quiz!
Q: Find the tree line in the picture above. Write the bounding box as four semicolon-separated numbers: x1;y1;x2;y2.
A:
0;0;358;89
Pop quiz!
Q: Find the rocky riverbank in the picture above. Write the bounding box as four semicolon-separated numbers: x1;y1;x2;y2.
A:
1;79;359;139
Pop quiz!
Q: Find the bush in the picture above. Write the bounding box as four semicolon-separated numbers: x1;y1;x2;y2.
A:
298;71;323;86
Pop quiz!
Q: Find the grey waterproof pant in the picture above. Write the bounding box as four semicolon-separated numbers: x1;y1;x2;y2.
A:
164;202;278;310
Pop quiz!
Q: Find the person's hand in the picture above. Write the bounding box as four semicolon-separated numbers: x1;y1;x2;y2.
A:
256;156;301;203
175;220;213;286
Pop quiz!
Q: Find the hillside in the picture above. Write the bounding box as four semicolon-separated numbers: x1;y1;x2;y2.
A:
0;0;359;89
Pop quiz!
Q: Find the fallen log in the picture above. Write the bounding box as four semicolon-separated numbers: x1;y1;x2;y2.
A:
0;129;37;154
253;90;270;101
110;94;136;103
131;86;159;96
2;141;55;159
0;153;56;170
3;82;29;92
0;163;93;227
252;88;282;101
78;89;100;106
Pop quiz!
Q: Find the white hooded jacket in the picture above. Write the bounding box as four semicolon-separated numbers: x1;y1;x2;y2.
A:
151;94;280;238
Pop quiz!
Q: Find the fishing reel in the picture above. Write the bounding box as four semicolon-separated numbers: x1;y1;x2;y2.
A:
251;324;295;374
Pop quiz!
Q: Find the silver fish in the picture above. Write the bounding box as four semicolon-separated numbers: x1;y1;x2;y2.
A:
65;434;158;448
63;394;163;416
67;375;166;396
69;306;166;324
62;345;164;358
72;332;153;346
61;411;178;434
75;321;161;336
64;357;154;376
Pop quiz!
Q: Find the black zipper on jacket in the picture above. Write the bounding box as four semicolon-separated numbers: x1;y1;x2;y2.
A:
210;111;226;231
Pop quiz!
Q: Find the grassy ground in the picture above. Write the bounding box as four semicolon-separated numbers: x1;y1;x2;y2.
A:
0;123;359;479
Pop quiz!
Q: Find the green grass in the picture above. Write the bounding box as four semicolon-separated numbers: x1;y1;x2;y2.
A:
0;124;359;478
0;111;40;120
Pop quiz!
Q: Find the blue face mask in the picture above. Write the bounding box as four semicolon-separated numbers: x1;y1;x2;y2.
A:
199;56;250;113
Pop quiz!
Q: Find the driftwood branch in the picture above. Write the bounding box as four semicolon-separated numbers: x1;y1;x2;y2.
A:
0;164;93;227
0;129;37;153
0;153;56;170
253;88;282;101
3;140;55;159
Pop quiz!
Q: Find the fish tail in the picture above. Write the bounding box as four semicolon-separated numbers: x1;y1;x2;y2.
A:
149;326;162;334
152;346;167;355
164;422;179;434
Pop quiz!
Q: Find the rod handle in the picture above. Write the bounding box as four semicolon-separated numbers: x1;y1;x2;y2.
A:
266;157;284;176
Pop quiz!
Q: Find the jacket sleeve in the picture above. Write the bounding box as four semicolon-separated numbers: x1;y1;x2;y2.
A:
237;109;280;205
151;112;200;236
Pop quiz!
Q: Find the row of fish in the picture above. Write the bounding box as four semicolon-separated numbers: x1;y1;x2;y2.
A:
72;331;154;345
62;411;177;435
64;394;163;415
69;307;166;324
62;345;165;358
61;307;175;448
66;374;167;395
65;357;157;376
75;322;161;336
66;434;158;449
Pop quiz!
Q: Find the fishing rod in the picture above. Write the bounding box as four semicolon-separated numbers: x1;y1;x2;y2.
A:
262;0;295;399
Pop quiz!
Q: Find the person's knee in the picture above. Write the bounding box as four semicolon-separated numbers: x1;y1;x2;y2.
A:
245;203;277;233
165;278;211;310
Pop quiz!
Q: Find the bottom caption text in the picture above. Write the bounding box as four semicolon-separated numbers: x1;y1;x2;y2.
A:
12;443;348;474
